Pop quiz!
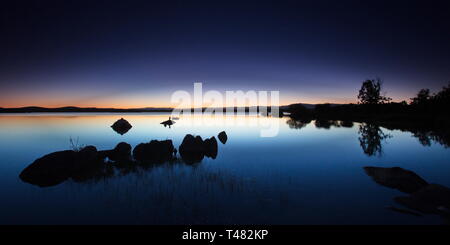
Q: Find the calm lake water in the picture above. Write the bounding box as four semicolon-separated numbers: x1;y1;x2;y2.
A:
0;113;449;225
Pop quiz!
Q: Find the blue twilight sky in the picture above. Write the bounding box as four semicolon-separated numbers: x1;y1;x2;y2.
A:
0;0;449;107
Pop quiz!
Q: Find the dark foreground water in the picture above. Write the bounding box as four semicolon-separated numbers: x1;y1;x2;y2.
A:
0;113;449;224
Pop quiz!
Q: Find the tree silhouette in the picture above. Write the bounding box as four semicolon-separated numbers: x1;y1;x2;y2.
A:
410;88;431;105
433;82;450;106
357;78;391;105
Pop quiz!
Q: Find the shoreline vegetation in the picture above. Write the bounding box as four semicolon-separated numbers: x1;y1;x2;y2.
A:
285;80;450;151
288;80;450;132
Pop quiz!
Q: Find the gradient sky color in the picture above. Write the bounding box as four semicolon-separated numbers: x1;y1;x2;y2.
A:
1;0;449;108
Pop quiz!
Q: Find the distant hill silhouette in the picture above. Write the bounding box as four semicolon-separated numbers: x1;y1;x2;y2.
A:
280;103;341;110
0;106;173;113
0;104;341;114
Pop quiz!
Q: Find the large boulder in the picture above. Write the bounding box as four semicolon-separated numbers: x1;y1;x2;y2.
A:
179;135;205;164
19;146;106;187
364;166;429;194
20;150;78;187
218;131;228;144
133;140;175;164
111;118;132;135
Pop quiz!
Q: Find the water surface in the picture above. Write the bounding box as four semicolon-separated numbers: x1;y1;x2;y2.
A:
0;113;449;224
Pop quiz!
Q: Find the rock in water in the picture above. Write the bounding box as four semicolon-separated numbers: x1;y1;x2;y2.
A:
160;119;175;127
203;136;218;159
133;140;175;164
19;150;78;187
364;166;429;194
19;146;106;187
160;117;175;128
179;134;205;164
394;184;450;215
70;146;109;182
101;142;132;162
179;134;219;164
218;131;228;144
111;118;132;135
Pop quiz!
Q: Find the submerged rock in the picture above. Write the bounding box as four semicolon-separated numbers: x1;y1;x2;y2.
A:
111;118;132;135
133;140;175;164
394;184;450;215
364;166;450;221
218;131;228;144
364;166;428;194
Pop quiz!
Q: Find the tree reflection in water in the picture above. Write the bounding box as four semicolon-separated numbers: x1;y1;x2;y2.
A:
358;123;392;157
286;118;312;130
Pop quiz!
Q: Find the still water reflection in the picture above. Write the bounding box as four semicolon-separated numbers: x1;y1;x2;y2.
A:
0;113;449;224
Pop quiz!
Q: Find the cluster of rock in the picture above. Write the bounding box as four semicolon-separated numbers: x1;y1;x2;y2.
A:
179;135;217;164
19;131;228;187
178;131;228;164
364;166;450;220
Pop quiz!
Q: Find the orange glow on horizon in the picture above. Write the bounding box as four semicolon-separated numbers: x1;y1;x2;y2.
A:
0;92;412;108
1;98;417;109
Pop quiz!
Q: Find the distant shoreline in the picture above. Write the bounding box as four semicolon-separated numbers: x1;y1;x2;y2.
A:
0;107;174;113
0;105;298;114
